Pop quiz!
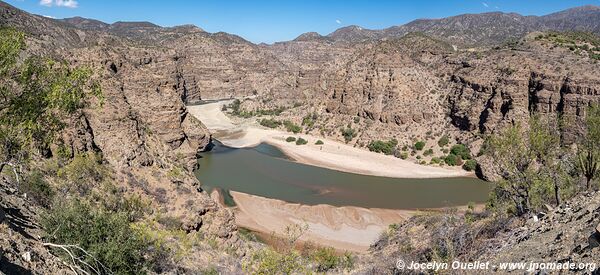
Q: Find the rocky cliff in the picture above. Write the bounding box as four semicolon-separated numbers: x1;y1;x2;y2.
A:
1;1;242;272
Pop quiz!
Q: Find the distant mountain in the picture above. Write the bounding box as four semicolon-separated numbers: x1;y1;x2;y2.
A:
60;16;108;31
319;5;600;46
293;32;329;42
540;5;600;34
326;25;382;42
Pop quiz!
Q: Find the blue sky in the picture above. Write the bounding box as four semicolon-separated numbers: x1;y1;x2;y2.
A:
5;0;600;43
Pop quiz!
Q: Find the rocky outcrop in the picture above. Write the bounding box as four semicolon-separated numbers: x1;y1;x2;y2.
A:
0;177;72;274
483;192;600;272
357;191;600;274
0;0;237;252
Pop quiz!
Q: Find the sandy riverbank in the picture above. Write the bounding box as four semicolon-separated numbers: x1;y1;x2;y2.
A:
230;191;416;252
187;101;471;178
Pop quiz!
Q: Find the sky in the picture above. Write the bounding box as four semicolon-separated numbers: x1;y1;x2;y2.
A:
5;0;600;44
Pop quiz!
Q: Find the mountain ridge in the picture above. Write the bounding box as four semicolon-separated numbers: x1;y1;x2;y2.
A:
7;1;598;46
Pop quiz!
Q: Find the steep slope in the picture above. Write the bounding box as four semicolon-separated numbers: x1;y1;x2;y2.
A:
357;191;600;274
1;2;243;272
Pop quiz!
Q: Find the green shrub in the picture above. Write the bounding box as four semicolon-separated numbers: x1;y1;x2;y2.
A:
259;118;281;128
21;170;54;207
437;135;449;147
462;159;477;171
399;152;408;159
430;157;441;164
312;247;339;272
301;113;318;128
286;136;297;142
244;248;305;275
283;120;302;134
423;148;434;157
444;154;463;166
341;127;357;143
414;141;426;151
367;139;398;155
57;153;108;195
42;199;149;274
296;138;308;145
450;144;472;160
315;140;324;145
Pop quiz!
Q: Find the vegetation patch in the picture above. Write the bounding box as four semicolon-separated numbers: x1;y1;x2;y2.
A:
367;139;398;155
341;127;357;143
259;118;282;128
301;113;318;128
414;141;426;151
437;135;449;147
283;120;302;134
295;137;308;145
535;31;600;60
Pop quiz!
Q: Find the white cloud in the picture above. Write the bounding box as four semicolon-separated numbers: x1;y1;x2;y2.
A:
336;19;341;24
482;2;489;7
40;0;78;8
42;15;56;19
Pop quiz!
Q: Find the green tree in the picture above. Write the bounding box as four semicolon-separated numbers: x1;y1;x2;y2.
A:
485;124;534;215
450;144;471;160
485;123;558;215
529;115;566;205
367;139;398;155
414;141;426;151
0;28;101;183
577;105;600;189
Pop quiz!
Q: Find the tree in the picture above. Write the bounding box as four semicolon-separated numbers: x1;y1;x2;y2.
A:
577;104;600;189
0;28;101;188
528;115;564;205
485;124;539;215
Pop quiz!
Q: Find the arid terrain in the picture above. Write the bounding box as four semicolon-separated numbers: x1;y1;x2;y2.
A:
1;1;600;274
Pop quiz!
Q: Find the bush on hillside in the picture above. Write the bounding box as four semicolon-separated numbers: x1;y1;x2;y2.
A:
450;144;471;160
462;159;477;171
42;199;150;274
283;120;302;134
444;154;463;166
21;170;54;207
414;141;426;151
367;139;398;155
259;118;282;128
341;127;357;143
438;135;449;147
